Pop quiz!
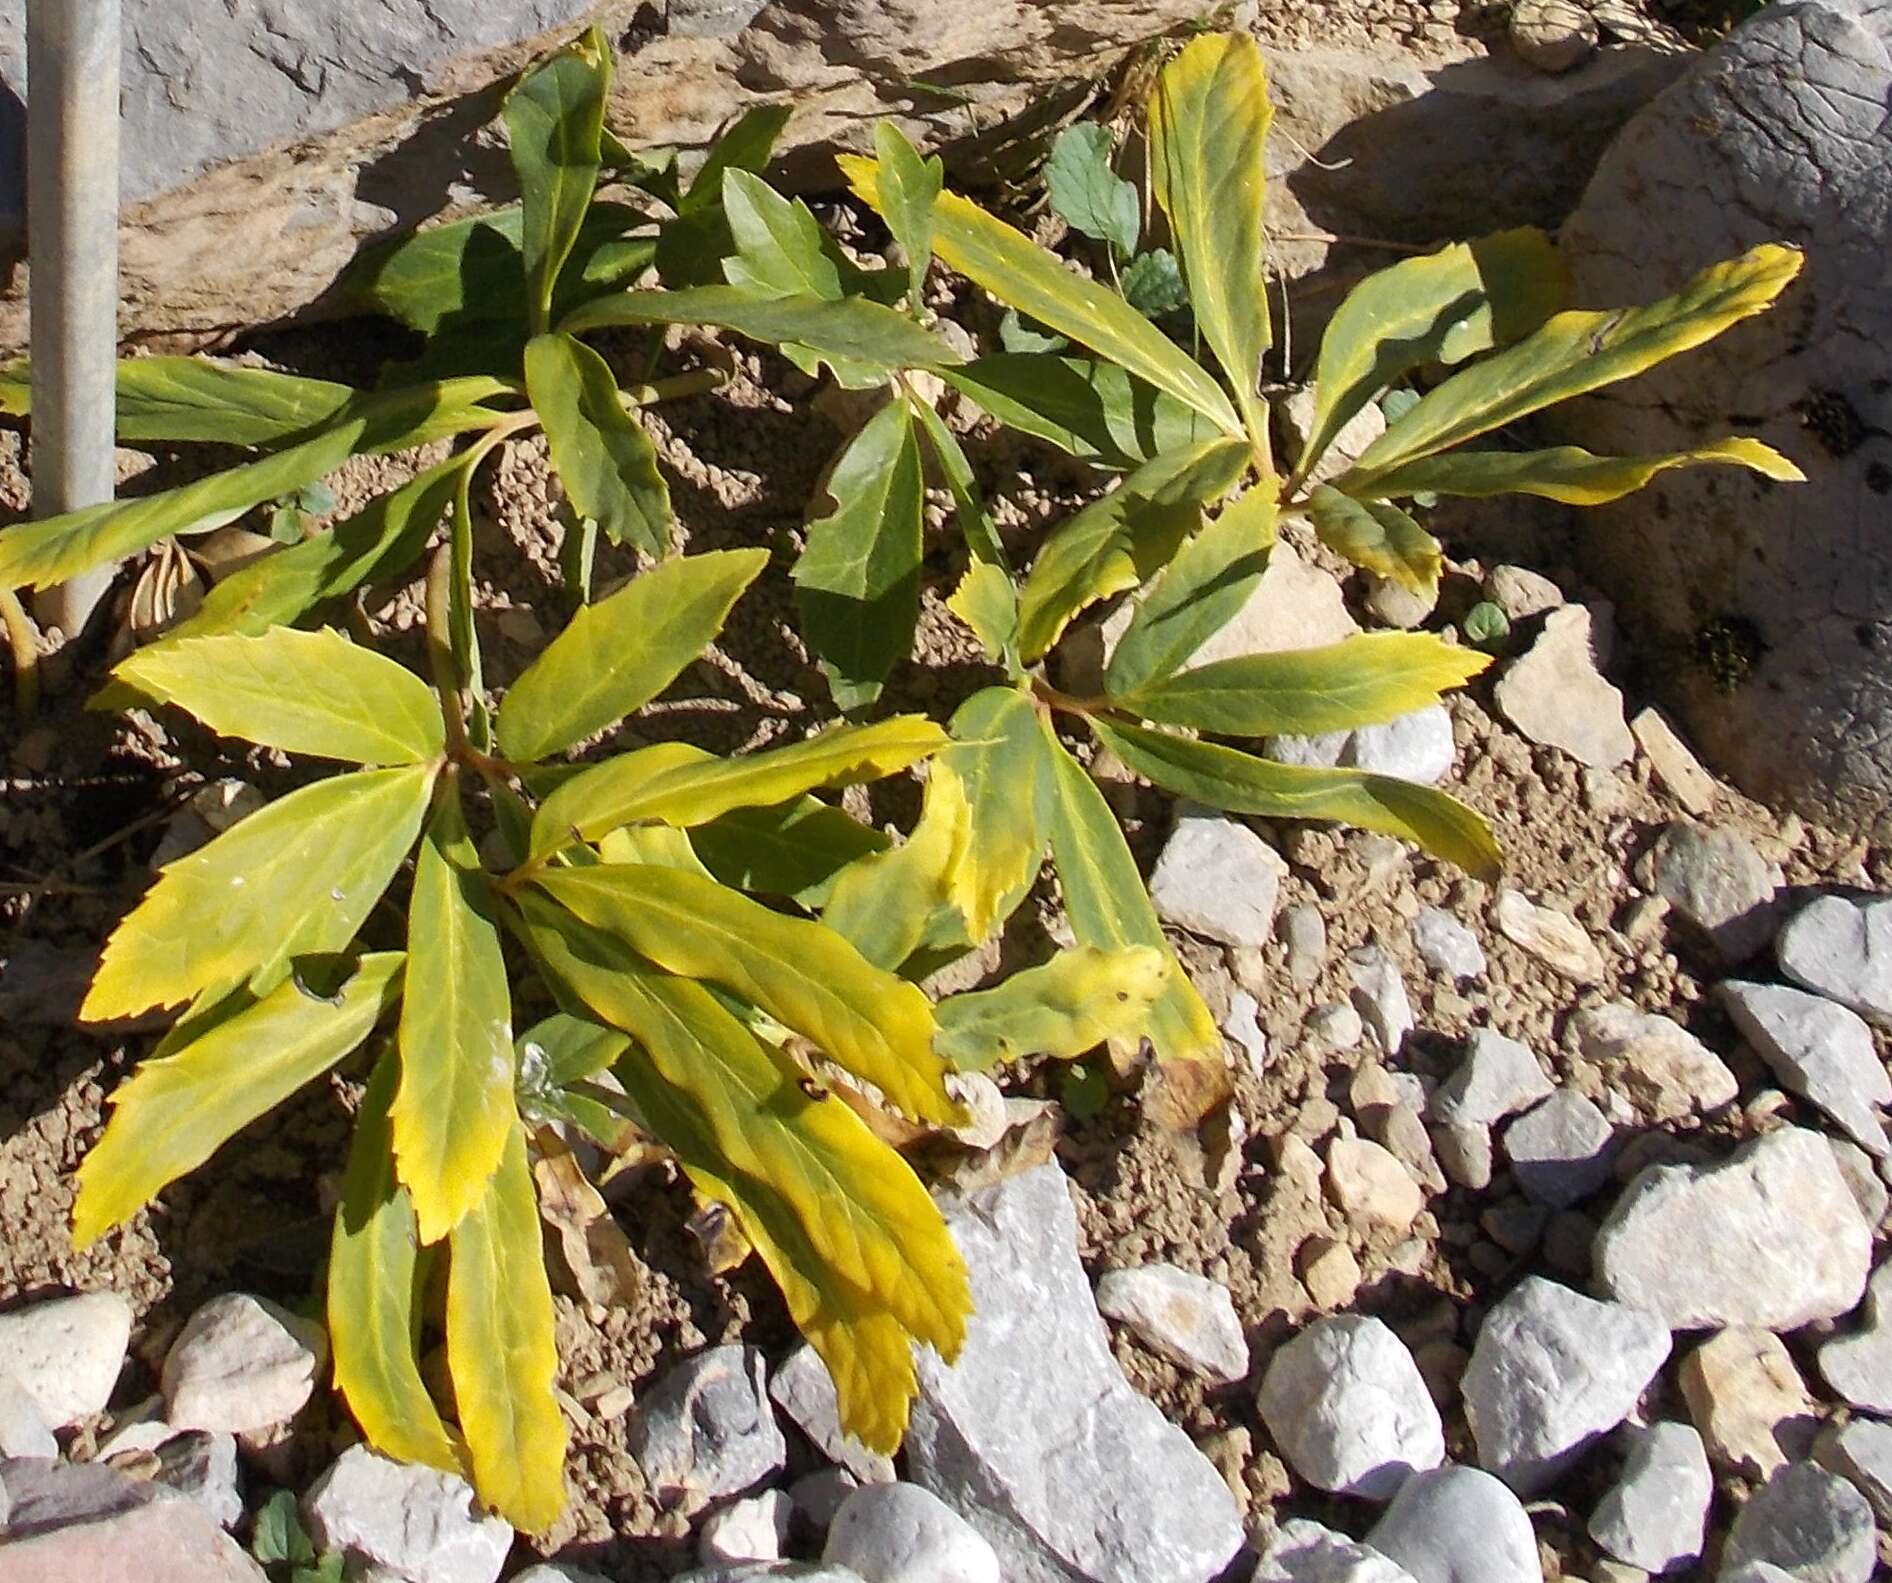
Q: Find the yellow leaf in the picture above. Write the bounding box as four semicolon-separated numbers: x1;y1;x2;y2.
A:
74;954;403;1247
329;1050;462;1473
1307;486;1442;596
1346;435;1805;505
448;1121;568;1532
82;764;437;1020
936;687;1054;944
935;945;1168;1072
821;764;975;972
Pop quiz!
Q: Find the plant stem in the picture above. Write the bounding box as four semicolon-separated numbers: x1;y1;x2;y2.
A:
1;585;40;718
620;366;729;408
423;544;469;761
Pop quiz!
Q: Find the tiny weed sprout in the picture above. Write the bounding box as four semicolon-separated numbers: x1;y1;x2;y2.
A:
0;26;1802;1529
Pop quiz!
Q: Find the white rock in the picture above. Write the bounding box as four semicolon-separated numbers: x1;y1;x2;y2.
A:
1494;605;1632;769
1778;895;1892;1027
1492;890;1606;983
301;1444;512;1583
1630;707;1719;817
1149;814;1287;950
1283;904;1328;985
1829;1136;1890;1227
153;1431;241;1531
0;1457;263;1582
1433;1122;1494;1192
1411;908;1486;982
160;1294;326;1435
1366;1465;1542;1583
1095;1265;1248;1385
1430;1031;1553;1128
509;1567;615;1583
0;1292;131;1429
1568;1004;1738;1123
1326;1138;1425;1233
1510;0;1599;72
698;1490;792;1566
1818;1259;1892;1413
1348;946;1414;1056
1680;1328;1818;1480
1223;989;1269;1077
1719;981;1892;1156
1594;1127;1872;1329
824;1482;1000;1583
1587;1422;1712;1574
0;1373;57;1457
1258;1316;1446;1501
1723;1463;1877;1583
1503;1092;1616;1208
676;1566;867;1582
1347;708;1457;786
1309;1003;1365;1052
1254;1519;1420;1583
1815;1417;1892;1524
1650;822;1779;963
770;1345;893;1486
1463;1278;1671;1493
1486;565;1563;622
634;1345;787;1506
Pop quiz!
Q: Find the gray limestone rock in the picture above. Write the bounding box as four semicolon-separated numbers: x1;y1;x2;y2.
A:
1502;1091;1617;1208
769;1345;893;1486
1149;814;1287;950
1274;708;1458;788
1366;1465;1543;1583
301;1444;512;1583
1569;1003;1738;1123
631;1345;787;1508
823;1482;1000;1583
160;1292;326;1435
1588;1422;1712;1574
1778;895;1892;1027
1722;1463;1878;1583
1094;1265;1249;1385
1411;908;1488;982
1651;824;1779;964
0;1457;262;1582
1494;605;1633;769
1817;1259;1892;1413
0;1292;132;1428
1815;1417;1892;1524
1718;981;1891;1156
1431;1032;1555;1128
1254;1519;1421;1583
1348;946;1416;1056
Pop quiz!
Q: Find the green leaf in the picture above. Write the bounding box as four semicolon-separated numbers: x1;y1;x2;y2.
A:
534;864;957;1125
1339;244;1806;491
114;628;444;765
946;561;1020;672
447;1120;567;1532
561;286;963;376
821;766;972;973
1043;123;1140;256
997;311;1067;355
936;687;1054;943
328;1050;462;1473
81;765;437;1019
1122;631;1490;737
251;1490;314;1567
517;1012;632;1093
1148;33;1273;445
844;161;1241;436
1298;228;1566;485
529;717;946;858
73;955;404;1246
688;798;890;908
0;357;356;446
519;897;969;1455
499;548;767;762
392;791;516;1244
939;354;1214;469
1307;485;1442;596
1121;249;1189;319
524;332;672;556
720;169;844;299
1016;437;1249;661
504;25;610;332
912;383;1008;570
1463;601;1510;651
792;397;925;710
934;945;1168;1072
1092;715;1500;877
1105;486;1275;698
680;104;795;215
1344;436;1805;505
872;122;944;309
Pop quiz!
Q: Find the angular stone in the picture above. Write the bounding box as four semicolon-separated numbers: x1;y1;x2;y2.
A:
1723;1463;1877;1583
1630;708;1719;817
302;1443;512;1583
1718;982;1891;1156
1568;1003;1738;1123
0;1292;132;1428
1095;1265;1248;1385
905;1164;1242;1583
1348;946;1415;1056
1778;895;1892;1028
1271;708;1457;788
1651;823;1778;964
676;1566;867;1583
1818;1259;1892;1413
1430;1031;1554;1128
1223;989;1270;1078
633;1345;786;1509
824;1482;1000;1583
1594;1127;1872;1329
154;1431;241;1531
0;1375;56;1459
160;1293;326;1435
1411;908;1487;982
1258;1317;1446;1501
0;1457;263;1582
1283;904;1329;986
1492;889;1607;983
1366;1465;1541;1583
1433;1122;1495;1192
1815;1417;1892;1524
1502;1092;1616;1209
1148;814;1287;950
1587;1422;1712;1574
698;1490;792;1566
1462;1278;1671;1494
1486;565;1564;622
1495;605;1633;768
1326;1138;1425;1233
770;1345;893;1486
1680;1329;1819;1481
1254;1518;1420;1583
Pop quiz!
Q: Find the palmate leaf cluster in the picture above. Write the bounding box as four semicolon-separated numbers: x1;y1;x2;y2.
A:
0;23;1804;1532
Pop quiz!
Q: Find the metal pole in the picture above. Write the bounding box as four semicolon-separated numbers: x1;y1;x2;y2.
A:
27;0;120;641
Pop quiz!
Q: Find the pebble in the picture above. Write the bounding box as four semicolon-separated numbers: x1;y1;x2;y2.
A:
1510;0;1600;71
1254;1518;1421;1583
1494;605;1631;768
790;1469;861;1532
1271;707;1456;787
1629;708;1718;817
1492;889;1606;983
1568;1004;1737;1123
1815;1418;1892;1523
1502;1092;1616;1208
1650;822;1779;963
698;1490;793;1566
770;1345;894;1485
154;1430;242;1531
1679;1328;1818;1480
1366;575;1436;630
1723;1463;1878;1583
1257;1316;1446;1500
824;1481;1000;1583
1308;1003;1365;1051
1594;1127;1872;1329
1411;908;1486;981
1347;946;1414;1055
1777;894;1892;1027
1366;1465;1542;1583
0;1457;263;1582
1587;1421;1712;1573
511;1567;614;1583
300;1444;512;1583
1433;1122;1494;1192
1830;1136;1890;1227
1430;1031;1554;1128
160;1293;326;1435
1719;981;1892;1155
1486;565;1563;622
1095;1265;1249;1384
633;1345;788;1507
0;1374;57;1458
0;1292;132;1428
676;1565;866;1582
1299;1238;1365;1310
1462;1278;1671;1494
1283;904;1328;986
1818;1259;1892;1413
1148;813;1287;950
1326;1138;1425;1232
1223;989;1269;1077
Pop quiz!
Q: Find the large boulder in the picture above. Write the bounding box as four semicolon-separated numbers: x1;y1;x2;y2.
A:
1554;0;1892;838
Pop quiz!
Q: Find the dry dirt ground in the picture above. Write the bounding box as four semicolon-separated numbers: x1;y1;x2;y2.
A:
0;3;1830;1579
